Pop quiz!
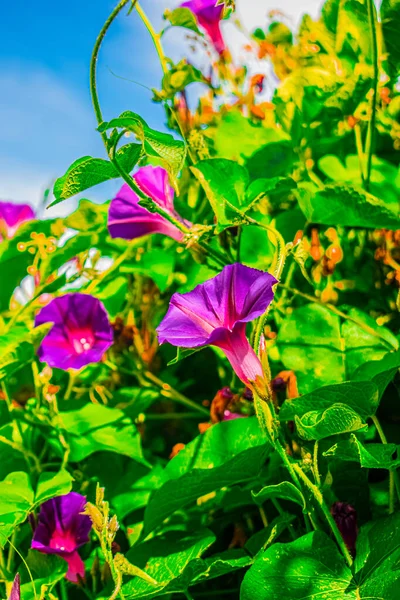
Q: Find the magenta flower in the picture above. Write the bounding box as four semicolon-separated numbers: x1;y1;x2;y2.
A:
331;502;358;555
108;165;190;242
31;492;92;583
157;263;277;388
8;574;20;600
35;293;113;371
181;0;226;55
0;201;34;240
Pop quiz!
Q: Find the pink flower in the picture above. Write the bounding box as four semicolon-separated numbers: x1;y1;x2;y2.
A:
181;0;227;55
157;263;277;388
0;201;35;240
35;293;114;371
108;166;190;242
31;492;92;583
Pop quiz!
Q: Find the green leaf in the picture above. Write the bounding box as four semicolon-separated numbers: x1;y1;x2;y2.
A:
0;469;74;548
277;304;397;393
246;140;296;180
181;549;253;589
98;111;186;184
65;198;109;232
112;465;164;520
318;155;400;212
60;404;147;464
164;7;201;34
324;433;400;470
123;530;215;599
252;482;306;511
0;472;34;548
212;111;290;161
22;553;68;600
352;350;400;397
296;182;400;230
167;346;203;366
190;159;250;232
240;531;353;600
114;387;160;421
157;60;207;100
34;469;73;506
294;403;366;441
96;275;128;317
280;381;379;421
121;247;176;291
244;513;296;557
51;144;142;204
380;0;400;76
0;219;56;312
353;512;400;597
0;324;52;381
143;417;269;535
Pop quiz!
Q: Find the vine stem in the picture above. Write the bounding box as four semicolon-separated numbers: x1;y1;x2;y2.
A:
292;463;353;568
372;415;400;511
89;0;229;270
251;222;289;354
313;441;321;487
365;0;378;191
135;2;168;75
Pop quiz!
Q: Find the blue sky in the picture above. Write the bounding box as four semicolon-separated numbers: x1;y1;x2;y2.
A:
0;0;322;215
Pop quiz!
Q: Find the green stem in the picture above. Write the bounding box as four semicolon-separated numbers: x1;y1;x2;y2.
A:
60;579;68;600
372;415;400;511
85;242;136;294
64;372;76;402
89;0;151;199
293;463;353;568
271;498;296;540
90;0;131;140
313;441;321;487
365;0;378;191
354;123;366;186
6;530;16;572
144;370;210;416
135;2;168;74
89;0;231;273
251;222;288;354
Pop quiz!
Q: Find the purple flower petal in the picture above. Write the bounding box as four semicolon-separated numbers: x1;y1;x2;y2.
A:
35;293;113;371
157;263;277;385
32;492;92;556
63;550;86;583
181;0;226;54
108;165;190;242
8;574;20;600
209;322;264;384
0;201;35;240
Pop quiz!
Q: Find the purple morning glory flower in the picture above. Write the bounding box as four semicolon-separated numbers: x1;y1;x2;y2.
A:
108;165;190;242
157;263;277;387
181;0;226;55
331;502;358;555
0;201;34;240
35;293;114;371
8;574;20;600
31;492;92;583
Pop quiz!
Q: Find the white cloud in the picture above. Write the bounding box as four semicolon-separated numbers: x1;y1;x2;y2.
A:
0;62;104;210
0;1;325;214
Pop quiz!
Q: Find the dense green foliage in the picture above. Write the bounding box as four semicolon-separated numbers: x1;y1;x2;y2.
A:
2;0;400;598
